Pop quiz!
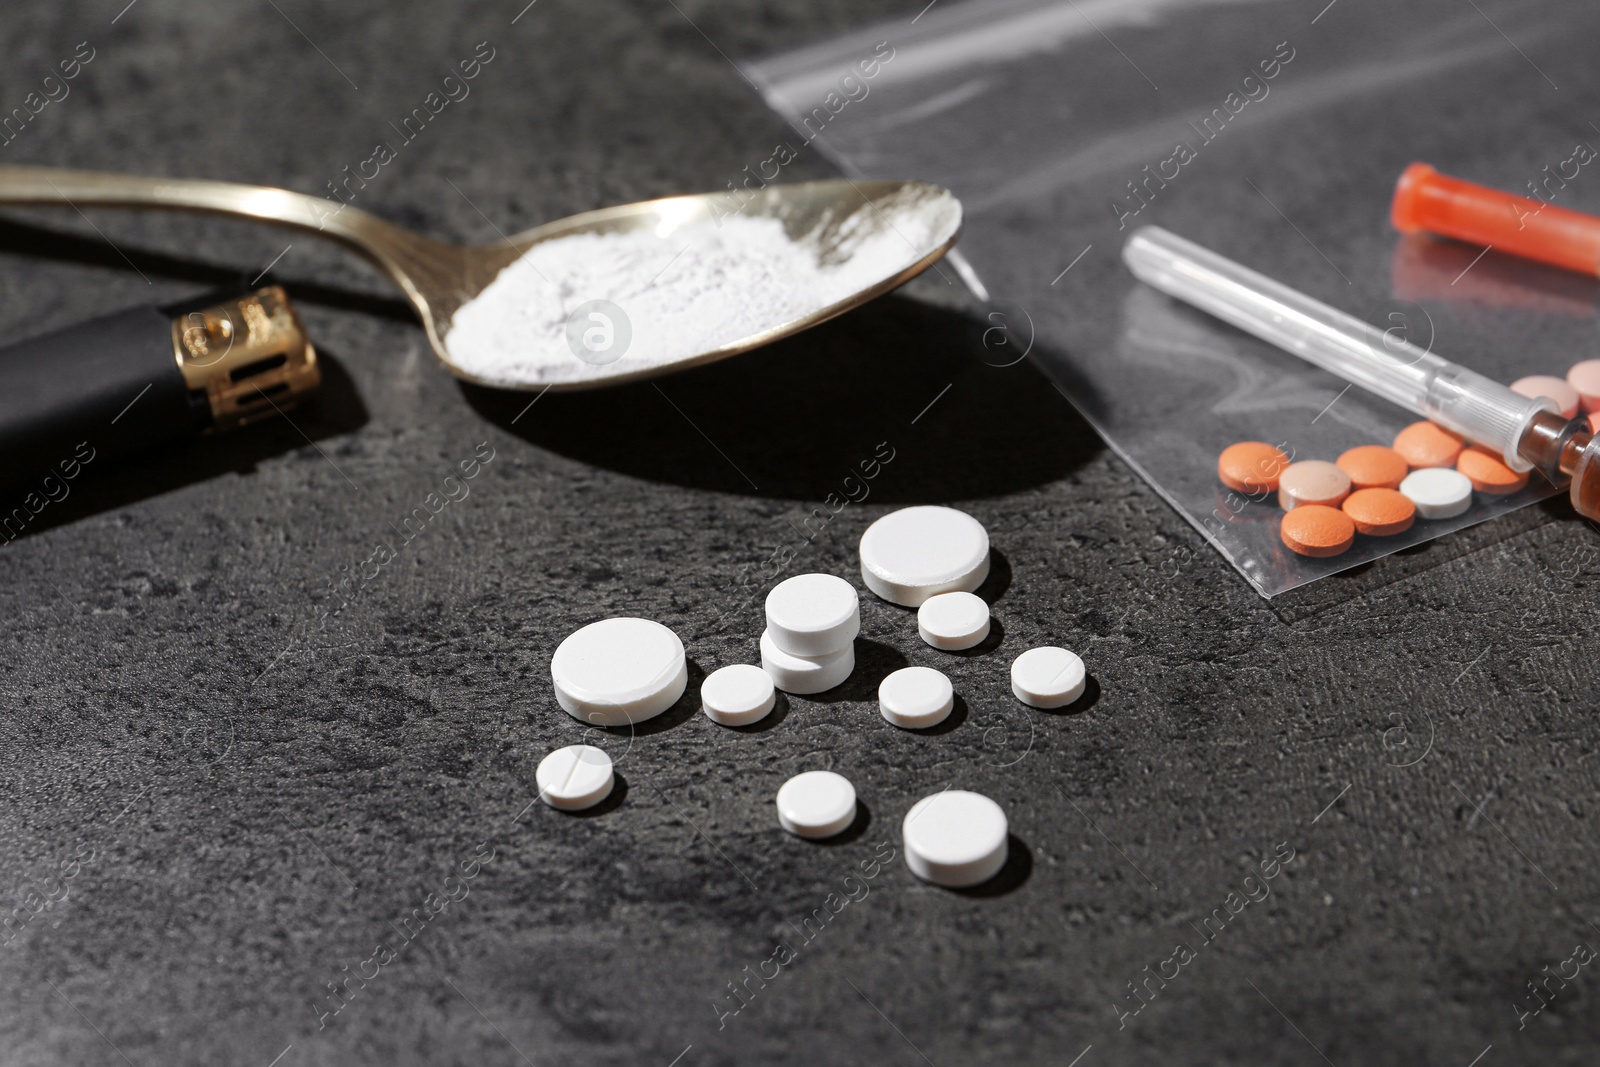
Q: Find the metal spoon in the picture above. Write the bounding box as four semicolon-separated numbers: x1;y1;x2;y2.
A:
0;166;961;391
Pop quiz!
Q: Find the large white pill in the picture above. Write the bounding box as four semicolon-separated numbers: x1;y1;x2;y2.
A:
916;591;991;650
859;505;990;607
536;744;615;811
759;629;854;694
765;573;860;657
700;663;776;727
1399;467;1474;520
550;617;687;727
776;770;857;839
878;666;954;729
902;790;1008;887
1010;646;1086;709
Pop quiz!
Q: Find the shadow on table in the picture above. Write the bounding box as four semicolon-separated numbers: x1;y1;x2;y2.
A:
948;834;1032;897
0;215;417;325
460;295;1105;502
810;799;872;846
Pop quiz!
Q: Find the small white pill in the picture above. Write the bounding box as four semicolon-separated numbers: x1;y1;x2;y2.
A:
776;770;857;839
902;789;1008;887
535;744;615;811
759;629;854;695
859;505;990;607
878;666;954;729
765;573;860;657
1010;646;1086;709
700;664;776;727
550;617;687;727
1399;467;1474;520
916;591;991;650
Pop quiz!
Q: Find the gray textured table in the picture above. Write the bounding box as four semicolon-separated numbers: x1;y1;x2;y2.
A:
2;2;1597;1065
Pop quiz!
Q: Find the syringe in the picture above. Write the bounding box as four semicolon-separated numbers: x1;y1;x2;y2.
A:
1121;226;1600;520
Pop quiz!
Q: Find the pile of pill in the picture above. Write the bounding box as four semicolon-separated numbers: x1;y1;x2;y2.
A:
1215;367;1590;558
532;504;1089;890
760;573;859;695
1223;432;1483;559
1222;360;1600;559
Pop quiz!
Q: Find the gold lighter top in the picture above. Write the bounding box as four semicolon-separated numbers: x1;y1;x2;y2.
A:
172;285;320;432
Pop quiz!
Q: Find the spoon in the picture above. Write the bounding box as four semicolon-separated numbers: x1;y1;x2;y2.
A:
0;166;961;391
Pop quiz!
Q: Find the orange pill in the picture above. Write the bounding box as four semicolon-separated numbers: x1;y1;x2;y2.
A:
1278;460;1351;510
1341;488;1416;536
1392;420;1464;468
1568;359;1600;414
1456;446;1529;494
1280;505;1355;558
1510;375;1580;419
1590;411;1600;434
1336;444;1409;490
1218;441;1290;494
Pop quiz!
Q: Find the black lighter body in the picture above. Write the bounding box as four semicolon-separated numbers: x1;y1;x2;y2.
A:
0;284;319;484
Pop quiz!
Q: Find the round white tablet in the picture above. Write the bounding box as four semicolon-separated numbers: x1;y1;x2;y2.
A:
759;630;854;694
1399;467;1473;520
550;617;688;727
878;666;954;729
765;573;860;657
1010;646;1086;709
916;591;991;650
776;770;857;839
858;505;991;607
902;790;1008;887
700;664;776;727
536;744;615;811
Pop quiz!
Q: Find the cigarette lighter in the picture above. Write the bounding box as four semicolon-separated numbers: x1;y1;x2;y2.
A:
0;283;320;480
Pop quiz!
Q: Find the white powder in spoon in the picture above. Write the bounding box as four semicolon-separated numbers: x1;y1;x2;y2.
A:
444;197;951;387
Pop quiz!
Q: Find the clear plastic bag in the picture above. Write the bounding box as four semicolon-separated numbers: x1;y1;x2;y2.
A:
746;0;1594;595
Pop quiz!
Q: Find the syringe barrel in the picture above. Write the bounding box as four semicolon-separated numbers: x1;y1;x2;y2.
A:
1121;226;1553;470
1422;363;1555;472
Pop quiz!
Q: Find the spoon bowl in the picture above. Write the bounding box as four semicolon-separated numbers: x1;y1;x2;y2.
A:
0;166;961;391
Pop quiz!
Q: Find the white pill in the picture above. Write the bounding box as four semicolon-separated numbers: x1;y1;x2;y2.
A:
1399;467;1474;520
776;770;857;839
859;505;991;607
765;573;860;657
878;666;954;729
759;629;854;694
700;664;776;727
535;744;615;811
916;591;991;650
1010;646;1086;709
902;790;1008;887
550;617;687;727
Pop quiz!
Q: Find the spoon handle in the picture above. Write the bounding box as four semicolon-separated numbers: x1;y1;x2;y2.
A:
0;164;398;242
0;164;446;293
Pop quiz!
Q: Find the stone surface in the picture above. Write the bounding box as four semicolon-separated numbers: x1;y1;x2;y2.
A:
1;2;1597;1066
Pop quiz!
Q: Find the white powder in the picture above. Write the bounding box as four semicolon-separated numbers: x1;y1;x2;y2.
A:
444;192;956;387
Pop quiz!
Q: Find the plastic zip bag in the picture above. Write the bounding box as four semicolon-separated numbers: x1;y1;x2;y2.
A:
746;0;1593;596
